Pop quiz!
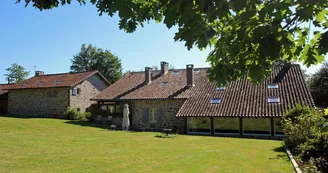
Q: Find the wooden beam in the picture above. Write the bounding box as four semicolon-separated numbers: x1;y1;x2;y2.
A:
239;118;243;135
270;118;275;137
211;117;214;135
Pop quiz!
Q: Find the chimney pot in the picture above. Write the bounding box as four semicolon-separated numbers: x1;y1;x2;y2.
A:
35;71;44;76
186;64;194;87
145;67;152;84
161;61;168;75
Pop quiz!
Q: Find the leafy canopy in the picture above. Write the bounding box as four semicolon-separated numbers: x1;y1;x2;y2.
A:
17;0;328;85
71;44;123;83
308;61;328;107
4;63;30;84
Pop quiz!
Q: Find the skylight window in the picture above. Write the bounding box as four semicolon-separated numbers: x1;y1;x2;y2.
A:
53;80;63;85
37;81;44;85
21;82;28;86
172;71;180;75
211;98;221;104
216;86;226;91
268;84;278;89
194;68;199;73
160;82;168;86
268;97;280;103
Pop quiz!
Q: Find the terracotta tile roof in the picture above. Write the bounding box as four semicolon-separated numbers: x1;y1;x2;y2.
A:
7;71;110;90
94;64;314;117
95;70;191;100
0;84;14;95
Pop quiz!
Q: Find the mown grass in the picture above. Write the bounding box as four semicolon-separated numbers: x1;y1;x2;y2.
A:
0;116;294;173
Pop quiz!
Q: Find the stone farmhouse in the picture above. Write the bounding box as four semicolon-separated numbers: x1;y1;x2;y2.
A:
93;62;314;137
7;71;110;117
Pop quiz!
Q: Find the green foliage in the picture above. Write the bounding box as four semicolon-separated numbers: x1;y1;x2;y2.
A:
16;0;328;86
283;104;311;123
325;108;328;116
4;63;30;84
282;105;328;172
65;107;92;121
71;44;123;83
309;61;328;107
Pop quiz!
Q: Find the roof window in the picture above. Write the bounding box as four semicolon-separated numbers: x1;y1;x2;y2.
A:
268;84;278;89
268;97;280;103
160;82;168;86
21;82;28;86
216;86;226;91
211;98;221;104
172;71;180;75
37;81;44;85
53;80;63;85
194;68;199;73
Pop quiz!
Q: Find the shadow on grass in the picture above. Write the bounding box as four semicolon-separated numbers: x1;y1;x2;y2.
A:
65;120;110;130
154;134;176;139
0;114;56;119
270;145;290;162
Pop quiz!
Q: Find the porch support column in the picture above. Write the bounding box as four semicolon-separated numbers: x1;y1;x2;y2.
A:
239;118;243;136
270;118;275;137
211;117;214;135
184;117;187;134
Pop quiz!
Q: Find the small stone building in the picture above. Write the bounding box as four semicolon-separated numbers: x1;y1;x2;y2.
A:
93;62;314;137
7;71;110;117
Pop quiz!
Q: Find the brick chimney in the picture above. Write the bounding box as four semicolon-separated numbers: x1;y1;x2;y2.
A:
145;67;152;84
186;64;194;87
161;61;168;75
35;71;44;76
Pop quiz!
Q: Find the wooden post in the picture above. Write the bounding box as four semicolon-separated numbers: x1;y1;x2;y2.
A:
239;118;243;136
270;118;275;137
211;117;214;135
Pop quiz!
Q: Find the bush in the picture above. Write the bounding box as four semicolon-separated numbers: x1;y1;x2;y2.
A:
65;108;92;121
282;105;328;172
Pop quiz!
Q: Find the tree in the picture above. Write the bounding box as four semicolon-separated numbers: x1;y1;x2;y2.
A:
4;63;30;84
309;61;328;107
71;44;123;83
17;0;328;85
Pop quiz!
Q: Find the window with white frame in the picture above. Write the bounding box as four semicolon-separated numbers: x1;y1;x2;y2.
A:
149;108;157;123
268;84;278;89
268;96;280;103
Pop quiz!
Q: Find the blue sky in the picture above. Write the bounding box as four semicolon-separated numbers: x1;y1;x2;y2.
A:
0;1;326;84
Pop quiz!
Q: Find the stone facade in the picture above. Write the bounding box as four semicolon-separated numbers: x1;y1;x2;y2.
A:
132;99;186;133
70;74;109;112
8;74;109;117
8;88;69;116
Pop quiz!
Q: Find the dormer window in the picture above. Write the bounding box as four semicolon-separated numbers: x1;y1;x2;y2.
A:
268;97;280;103
216;86;226;91
268;84;278;89
160;82;168;86
211;98;221;104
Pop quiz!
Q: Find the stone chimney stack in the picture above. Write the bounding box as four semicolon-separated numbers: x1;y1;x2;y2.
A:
35;71;44;76
186;64;194;87
161;61;168;75
145;67;152;84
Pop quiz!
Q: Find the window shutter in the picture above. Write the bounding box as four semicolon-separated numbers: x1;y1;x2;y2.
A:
142;108;149;123
157;108;163;126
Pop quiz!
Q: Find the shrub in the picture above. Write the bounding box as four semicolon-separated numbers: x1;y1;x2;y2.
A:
65;108;92;121
65;108;80;120
282;105;328;172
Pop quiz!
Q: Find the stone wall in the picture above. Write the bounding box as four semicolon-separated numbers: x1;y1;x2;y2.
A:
8;88;69;116
70;74;109;113
133;99;186;133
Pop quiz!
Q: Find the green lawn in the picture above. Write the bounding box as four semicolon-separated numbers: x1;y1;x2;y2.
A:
0;116;294;173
